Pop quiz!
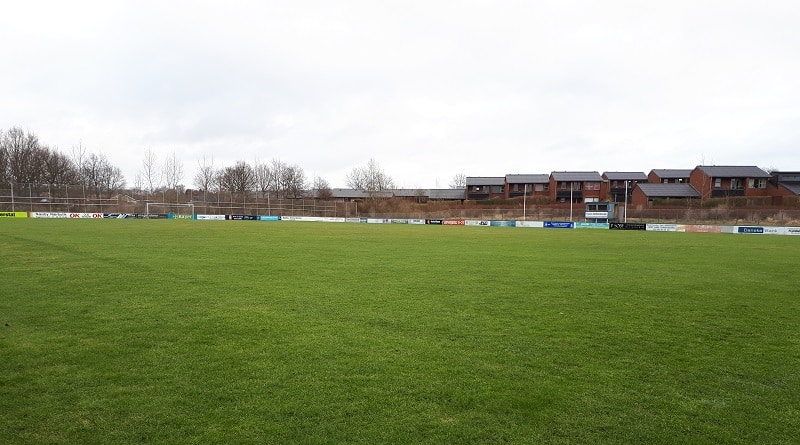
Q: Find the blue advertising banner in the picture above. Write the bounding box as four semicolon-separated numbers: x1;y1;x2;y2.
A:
738;226;764;234
259;216;280;221
544;221;575;229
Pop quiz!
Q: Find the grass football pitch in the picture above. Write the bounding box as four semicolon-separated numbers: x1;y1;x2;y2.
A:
1;219;798;444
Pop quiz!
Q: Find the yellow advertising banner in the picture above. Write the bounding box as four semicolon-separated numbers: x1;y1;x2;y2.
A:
0;211;28;218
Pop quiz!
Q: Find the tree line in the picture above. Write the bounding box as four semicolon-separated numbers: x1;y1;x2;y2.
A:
1;127;416;200
0;127;124;197
2;127;468;201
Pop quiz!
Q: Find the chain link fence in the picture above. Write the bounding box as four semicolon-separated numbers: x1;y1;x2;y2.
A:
2;183;800;224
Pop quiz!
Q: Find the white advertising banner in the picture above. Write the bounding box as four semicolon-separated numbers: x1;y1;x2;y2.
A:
646;224;678;232
465;220;491;227
516;221;545;228
31;212;102;219
196;214;226;220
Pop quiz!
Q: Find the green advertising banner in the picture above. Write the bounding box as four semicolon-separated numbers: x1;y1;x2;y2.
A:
0;211;27;218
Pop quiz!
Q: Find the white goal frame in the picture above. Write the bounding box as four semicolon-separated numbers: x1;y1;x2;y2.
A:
145;202;195;216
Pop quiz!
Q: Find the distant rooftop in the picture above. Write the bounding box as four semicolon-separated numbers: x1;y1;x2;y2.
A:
505;174;550;183
696;166;770;178
551;171;603;182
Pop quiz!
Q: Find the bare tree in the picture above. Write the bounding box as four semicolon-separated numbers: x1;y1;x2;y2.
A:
268;158;287;198
162;151;184;197
2;127;43;185
193;155;216;192
312;175;333;200
253;159;273;198
449;173;466;189
41;149;78;186
281;164;307;198
346;158;394;198
219;161;256;194
81;153;125;197
141;147;160;195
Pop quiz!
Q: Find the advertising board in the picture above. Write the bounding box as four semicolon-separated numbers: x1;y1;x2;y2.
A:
443;219;465;226
646;224;678;232
516;221;545;228
681;225;722;233
576;222;609;229
544;221;575;229
196;214;226;220
737;226;764;234
465;220;490;227
0;211;27;218
490;220;515;227
610;223;646;230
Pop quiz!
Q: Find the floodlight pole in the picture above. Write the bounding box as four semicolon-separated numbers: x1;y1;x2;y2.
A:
569;183;573;222
523;184;528;221
624;180;628;223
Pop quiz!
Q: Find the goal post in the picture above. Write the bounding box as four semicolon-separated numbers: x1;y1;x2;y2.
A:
145;202;195;218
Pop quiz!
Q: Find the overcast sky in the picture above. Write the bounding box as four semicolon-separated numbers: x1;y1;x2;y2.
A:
3;1;799;188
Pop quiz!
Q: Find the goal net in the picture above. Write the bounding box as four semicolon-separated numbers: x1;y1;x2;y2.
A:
145;202;195;219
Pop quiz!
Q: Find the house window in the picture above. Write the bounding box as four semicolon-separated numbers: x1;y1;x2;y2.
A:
731;178;743;190
613;180;620;188
585;182;600;191
534;183;544;192
491;185;504;194
748;178;766;189
572;181;582;191
511;184;519;192
663;179;669;183
471;186;481;192
714;178;722;188
559;182;567;190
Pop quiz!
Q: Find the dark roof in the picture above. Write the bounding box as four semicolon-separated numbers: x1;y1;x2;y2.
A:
428;189;466;200
781;183;800;195
602;172;648;181
466;176;506;186
551;171;603;182
505;174;550;183
696;166;770;178
772;171;800;183
650;169;693;178
329;188;393;199
388;189;425;198
636;183;701;198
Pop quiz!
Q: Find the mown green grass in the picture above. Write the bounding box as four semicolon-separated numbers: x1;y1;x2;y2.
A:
1;220;798;444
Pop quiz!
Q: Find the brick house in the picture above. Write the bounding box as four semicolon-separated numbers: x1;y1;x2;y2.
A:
550;171;603;203
505;174;550;199
689;166;771;200
466;177;506;200
602;172;648;203
631;183;701;207
768;171;800;205
648;169;692;184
